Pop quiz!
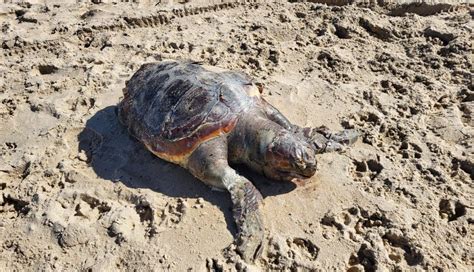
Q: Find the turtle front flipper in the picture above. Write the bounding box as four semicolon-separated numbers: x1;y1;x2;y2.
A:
260;98;295;131
187;137;264;262
225;172;264;262
259;98;359;152
297;126;359;153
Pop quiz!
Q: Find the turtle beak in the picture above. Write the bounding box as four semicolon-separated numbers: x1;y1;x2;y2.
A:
293;148;317;178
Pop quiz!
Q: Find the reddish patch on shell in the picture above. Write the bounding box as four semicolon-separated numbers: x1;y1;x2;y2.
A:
145;117;238;164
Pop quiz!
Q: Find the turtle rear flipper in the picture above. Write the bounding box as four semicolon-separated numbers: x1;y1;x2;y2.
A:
187;137;264;262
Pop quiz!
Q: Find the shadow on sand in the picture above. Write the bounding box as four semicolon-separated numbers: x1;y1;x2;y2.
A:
79;106;296;235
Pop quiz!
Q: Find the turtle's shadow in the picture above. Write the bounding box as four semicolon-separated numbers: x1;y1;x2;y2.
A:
79;106;296;236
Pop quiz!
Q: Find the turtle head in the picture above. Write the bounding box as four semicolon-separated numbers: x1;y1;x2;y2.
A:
262;131;317;181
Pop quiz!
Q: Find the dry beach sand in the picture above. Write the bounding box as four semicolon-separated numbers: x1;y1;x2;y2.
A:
0;0;473;271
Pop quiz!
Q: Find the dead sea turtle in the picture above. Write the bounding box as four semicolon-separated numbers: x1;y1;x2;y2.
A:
117;60;358;261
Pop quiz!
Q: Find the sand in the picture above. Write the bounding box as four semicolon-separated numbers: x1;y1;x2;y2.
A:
0;0;473;271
